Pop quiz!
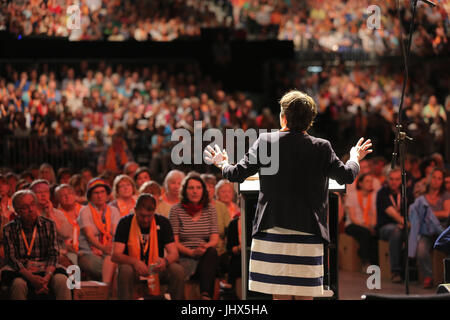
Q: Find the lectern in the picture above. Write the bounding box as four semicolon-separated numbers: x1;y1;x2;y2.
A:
237;174;346;300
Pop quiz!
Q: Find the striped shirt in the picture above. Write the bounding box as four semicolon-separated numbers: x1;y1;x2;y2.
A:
3;216;59;271
169;203;219;250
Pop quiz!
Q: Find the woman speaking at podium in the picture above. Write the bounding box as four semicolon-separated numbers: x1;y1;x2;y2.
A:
204;90;372;300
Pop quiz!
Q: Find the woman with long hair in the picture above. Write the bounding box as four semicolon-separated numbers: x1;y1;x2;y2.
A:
169;172;219;300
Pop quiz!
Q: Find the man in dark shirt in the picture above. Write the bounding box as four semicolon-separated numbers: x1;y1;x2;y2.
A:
376;168;413;283
112;193;184;300
1;190;71;300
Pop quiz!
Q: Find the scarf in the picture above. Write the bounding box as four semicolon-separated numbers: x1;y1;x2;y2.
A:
60;202;82;252
182;203;203;216
357;191;373;227
127;215;160;295
88;203;112;246
117;197;136;217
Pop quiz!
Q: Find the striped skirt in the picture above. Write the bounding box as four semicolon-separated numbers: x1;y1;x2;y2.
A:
249;227;324;297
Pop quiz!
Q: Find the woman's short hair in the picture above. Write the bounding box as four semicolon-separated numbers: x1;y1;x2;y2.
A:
215;179;234;199
180;172;209;207
163;170;186;192
139;181;161;197
279;90;317;132
200;173;217;186
112;174;137;199
134;166;151;182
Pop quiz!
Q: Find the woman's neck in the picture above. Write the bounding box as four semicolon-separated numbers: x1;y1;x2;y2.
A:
361;189;370;196
119;196;134;203
428;188;440;197
166;193;179;204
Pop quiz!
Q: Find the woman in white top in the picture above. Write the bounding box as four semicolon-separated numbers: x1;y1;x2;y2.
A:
345;172;378;270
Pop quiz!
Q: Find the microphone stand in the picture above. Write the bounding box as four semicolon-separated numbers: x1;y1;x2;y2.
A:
391;0;435;295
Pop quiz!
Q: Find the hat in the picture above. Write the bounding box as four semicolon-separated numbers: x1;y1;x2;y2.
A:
86;178;111;199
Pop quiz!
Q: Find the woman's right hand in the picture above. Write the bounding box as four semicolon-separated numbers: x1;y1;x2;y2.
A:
350;138;373;162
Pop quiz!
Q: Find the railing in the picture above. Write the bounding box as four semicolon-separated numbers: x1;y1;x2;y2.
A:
0;135;92;173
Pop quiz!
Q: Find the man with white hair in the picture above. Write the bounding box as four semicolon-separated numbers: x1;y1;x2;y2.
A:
1;190;71;300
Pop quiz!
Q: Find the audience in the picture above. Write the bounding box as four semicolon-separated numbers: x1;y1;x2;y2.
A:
77;178;119;294
1;190;71;300
345;173;379;270
110;174;137;217
169;172;219;300
408;167;450;289
2;1;448;55
112;193;184;300
376;168;413;283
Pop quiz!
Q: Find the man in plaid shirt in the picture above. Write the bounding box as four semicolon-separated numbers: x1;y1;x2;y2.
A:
1;190;71;300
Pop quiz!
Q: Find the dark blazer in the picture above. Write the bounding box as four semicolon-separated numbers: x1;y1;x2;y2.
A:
222;131;359;243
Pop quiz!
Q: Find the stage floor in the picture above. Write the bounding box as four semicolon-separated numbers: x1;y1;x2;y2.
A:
338;269;439;299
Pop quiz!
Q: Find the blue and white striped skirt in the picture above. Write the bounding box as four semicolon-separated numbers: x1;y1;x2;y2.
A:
249;227;324;297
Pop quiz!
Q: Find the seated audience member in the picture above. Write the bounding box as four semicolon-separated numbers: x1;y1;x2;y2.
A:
201;173;231;289
112;193;184;300
57;168;72;184
346;159;382;194
139;181;162;205
55;184;83;266
408;168;450;288
1;190;71;300
6;173;19;197
201;174;230;257
376;168;413;283
110;174;138;217
156;170;185;218
80;168;94;185
413;157;437;198
345;173;379;270
38;163;57;185
169;173;219;300
216;179;240;219
97;133;133;174
371;157;387;187
124;162;139;179
226;215;242;298
77;178;120;288
69;174;88;204
150;126;172;183
0;175;14;222
29;180;72;265
134;167;152;190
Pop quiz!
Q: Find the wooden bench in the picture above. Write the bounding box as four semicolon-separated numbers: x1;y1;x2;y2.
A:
184;279;220;300
417;249;447;285
338;233;361;272
378;240;392;280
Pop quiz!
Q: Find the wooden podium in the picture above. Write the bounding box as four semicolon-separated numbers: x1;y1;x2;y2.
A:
237;174;346;300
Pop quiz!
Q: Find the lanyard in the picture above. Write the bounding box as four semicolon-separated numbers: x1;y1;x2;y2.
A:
21;226;37;257
389;193;401;211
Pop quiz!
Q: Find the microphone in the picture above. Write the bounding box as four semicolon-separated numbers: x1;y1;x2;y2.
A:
416;0;436;7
